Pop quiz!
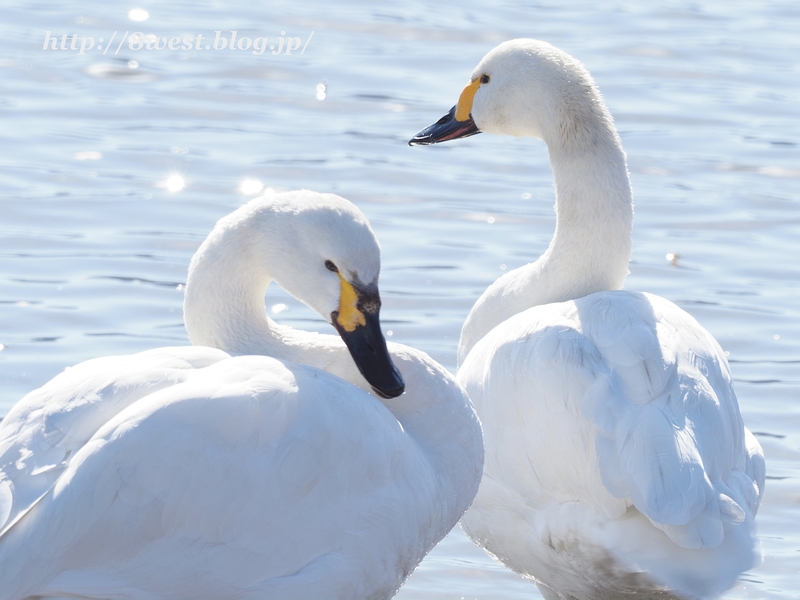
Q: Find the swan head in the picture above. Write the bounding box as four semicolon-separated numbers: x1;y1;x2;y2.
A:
186;191;405;399
409;39;610;148
282;203;406;399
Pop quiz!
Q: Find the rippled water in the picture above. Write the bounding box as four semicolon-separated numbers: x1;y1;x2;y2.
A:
1;1;798;597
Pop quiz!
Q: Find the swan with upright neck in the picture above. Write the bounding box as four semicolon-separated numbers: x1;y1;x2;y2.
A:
411;39;764;599
0;190;483;600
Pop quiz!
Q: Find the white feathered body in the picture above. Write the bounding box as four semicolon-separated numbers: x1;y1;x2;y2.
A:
409;38;764;598
0;191;484;600
0;345;481;600
459;291;764;599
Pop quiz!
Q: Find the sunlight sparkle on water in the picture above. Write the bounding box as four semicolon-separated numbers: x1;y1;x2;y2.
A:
240;179;264;195
128;9;149;21
164;174;185;192
74;151;102;161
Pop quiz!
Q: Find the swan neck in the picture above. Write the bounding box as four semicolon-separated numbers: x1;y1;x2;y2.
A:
548;139;633;270
458;130;633;367
382;353;484;521
183;226;309;363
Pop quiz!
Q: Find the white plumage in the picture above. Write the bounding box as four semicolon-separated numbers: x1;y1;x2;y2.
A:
411;39;764;599
0;190;484;600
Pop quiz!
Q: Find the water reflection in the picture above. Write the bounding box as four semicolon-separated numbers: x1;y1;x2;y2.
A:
128;8;150;22
240;178;264;194
85;60;154;81
163;174;185;192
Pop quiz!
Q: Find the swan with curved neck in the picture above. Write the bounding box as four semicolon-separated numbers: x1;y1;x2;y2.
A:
412;39;764;599
0;190;483;600
183;190;404;398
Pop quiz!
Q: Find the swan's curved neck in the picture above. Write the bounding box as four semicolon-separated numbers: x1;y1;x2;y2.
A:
183;225;327;366
458;127;633;366
183;200;483;519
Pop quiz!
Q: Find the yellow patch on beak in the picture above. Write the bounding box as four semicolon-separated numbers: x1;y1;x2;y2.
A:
455;78;481;122
336;273;366;332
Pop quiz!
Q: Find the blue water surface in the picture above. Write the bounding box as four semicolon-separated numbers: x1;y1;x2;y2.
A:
1;1;798;597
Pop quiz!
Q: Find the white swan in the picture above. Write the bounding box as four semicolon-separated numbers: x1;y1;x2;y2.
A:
0;190;483;600
410;39;764;599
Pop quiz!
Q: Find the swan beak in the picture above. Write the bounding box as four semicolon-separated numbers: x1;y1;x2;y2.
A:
408;105;481;146
332;280;405;399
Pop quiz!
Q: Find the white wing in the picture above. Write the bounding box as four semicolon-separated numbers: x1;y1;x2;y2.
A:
0;346;230;537
0;351;441;600
459;290;764;595
581;292;763;546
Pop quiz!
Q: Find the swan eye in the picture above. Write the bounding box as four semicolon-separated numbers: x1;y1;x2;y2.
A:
480;74;490;84
325;260;339;273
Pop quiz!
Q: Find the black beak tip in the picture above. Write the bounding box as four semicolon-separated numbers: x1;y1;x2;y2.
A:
333;310;406;400
372;385;406;398
372;382;405;399
408;136;429;147
408;105;480;146
371;365;405;399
